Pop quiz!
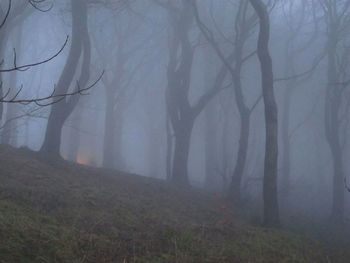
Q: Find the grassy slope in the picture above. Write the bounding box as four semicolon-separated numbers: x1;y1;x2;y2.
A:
0;146;343;263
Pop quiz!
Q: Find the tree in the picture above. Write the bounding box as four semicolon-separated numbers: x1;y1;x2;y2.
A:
249;0;280;227
92;5;149;170
0;0;89;123
279;0;320;207
2;18;24;145
156;0;231;185
318;0;350;225
40;0;92;156
192;0;260;202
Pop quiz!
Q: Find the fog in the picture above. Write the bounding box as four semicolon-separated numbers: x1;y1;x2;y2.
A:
1;0;350;258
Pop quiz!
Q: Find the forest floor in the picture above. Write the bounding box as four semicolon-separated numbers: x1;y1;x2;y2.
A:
0;145;348;263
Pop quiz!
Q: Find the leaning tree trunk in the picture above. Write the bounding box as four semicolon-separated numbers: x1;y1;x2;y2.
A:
40;0;89;156
249;0;280;227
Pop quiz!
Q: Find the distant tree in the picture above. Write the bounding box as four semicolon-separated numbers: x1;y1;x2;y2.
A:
192;0;260;202
155;0;231;185
92;5;149;170
318;0;350;225
279;0;320;207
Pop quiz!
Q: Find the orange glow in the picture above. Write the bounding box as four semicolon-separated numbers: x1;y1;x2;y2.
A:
76;155;90;166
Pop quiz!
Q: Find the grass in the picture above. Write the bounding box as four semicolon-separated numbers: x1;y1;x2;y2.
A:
0;145;346;262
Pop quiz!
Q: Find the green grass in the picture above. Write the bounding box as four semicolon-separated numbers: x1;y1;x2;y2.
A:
0;146;346;262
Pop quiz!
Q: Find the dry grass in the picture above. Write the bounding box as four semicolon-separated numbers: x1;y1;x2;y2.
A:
0;145;345;262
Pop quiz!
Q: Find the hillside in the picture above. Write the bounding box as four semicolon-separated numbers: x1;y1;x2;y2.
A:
0;146;344;263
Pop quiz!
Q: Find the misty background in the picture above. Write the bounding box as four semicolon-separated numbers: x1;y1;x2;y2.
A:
1;0;350;229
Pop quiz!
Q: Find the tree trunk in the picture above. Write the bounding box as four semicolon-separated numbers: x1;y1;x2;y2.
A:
249;0;280;227
228;43;250;203
166;114;173;180
325;33;344;224
41;112;66;155
330;140;344;223
279;45;294;205
114;109;125;170
2;71;19;145
0;27;10;122
204;102;219;191
66;105;83;162
229;111;250;202
2;23;23;146
281;86;292;201
102;94;116;169
172;119;193;185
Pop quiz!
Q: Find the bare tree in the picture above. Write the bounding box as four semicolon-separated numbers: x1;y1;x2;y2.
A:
249;0;280;227
155;0;231;185
278;0;320;207
0;0;96;131
40;0;93;156
317;0;350;225
192;0;260;202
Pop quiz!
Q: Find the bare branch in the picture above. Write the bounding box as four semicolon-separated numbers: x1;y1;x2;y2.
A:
0;36;69;73
0;0;11;29
0;70;104;106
